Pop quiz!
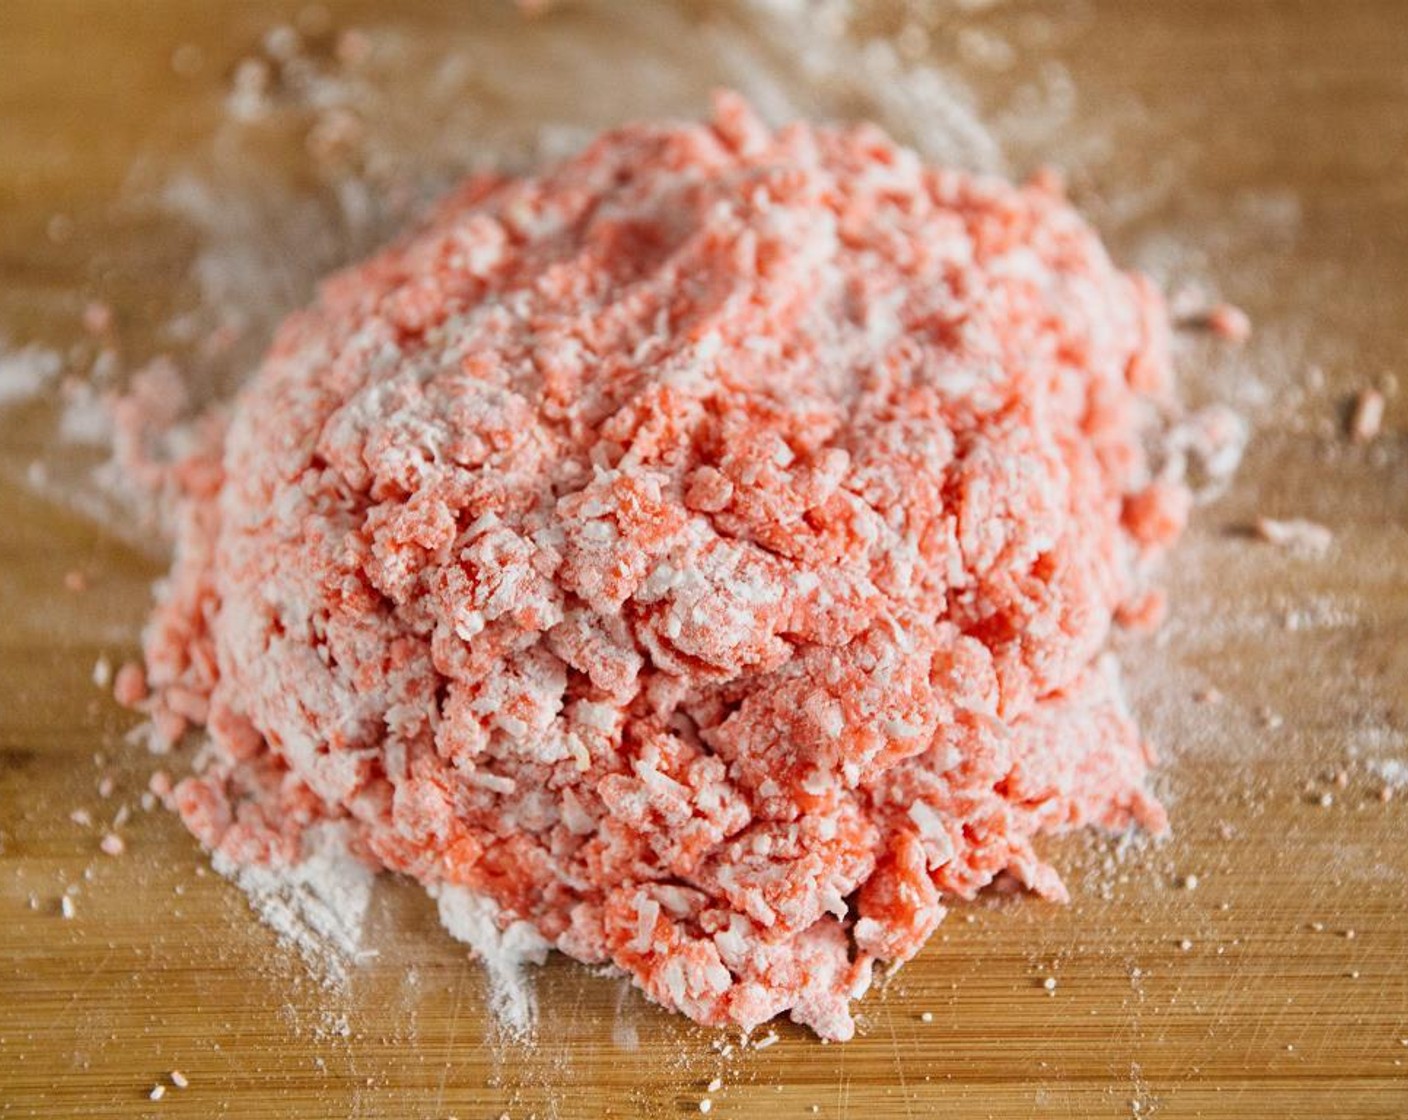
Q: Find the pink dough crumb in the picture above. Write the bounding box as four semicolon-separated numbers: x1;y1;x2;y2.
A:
82;300;114;336
120;93;1185;1041
1206;302;1252;344
113;662;149;707
1115;588;1168;632
1349;387;1384;444
1255;516;1333;556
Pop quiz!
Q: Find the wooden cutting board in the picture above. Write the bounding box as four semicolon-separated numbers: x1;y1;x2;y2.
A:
1;2;1405;1117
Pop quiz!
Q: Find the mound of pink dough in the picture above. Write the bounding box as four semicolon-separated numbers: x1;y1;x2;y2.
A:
130;93;1187;1040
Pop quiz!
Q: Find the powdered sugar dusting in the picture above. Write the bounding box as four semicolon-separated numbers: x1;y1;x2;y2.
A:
1367;758;1408;793
434;885;551;1040
0;343;62;407
210;822;374;985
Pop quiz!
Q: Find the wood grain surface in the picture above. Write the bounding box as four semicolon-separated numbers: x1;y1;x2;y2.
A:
1;2;1405;1117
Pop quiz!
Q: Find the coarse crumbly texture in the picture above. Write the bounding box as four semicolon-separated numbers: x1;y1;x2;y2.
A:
128;93;1182;1041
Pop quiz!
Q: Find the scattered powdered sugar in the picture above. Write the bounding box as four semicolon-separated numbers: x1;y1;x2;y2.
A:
433;885;551;1040
0;342;62;407
1155;404;1249;503
210;822;375;985
56;380;115;447
1367;758;1408;793
612;975;642;1051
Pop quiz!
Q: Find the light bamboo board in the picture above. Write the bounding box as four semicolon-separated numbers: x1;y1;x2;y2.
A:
1;2;1405;1116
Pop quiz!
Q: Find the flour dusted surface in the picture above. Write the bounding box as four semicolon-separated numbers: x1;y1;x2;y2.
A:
211;821;375;985
433;884;551;1040
130;93;1183;1040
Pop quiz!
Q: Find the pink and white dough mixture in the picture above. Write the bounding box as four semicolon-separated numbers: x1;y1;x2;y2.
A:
128;94;1188;1040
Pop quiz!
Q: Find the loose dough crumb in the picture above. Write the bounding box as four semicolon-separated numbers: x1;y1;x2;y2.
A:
113;662;148;707
1206;303;1252;344
125;94;1183;1040
1254;517;1333;556
1349;388;1384;444
82;301;114;336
